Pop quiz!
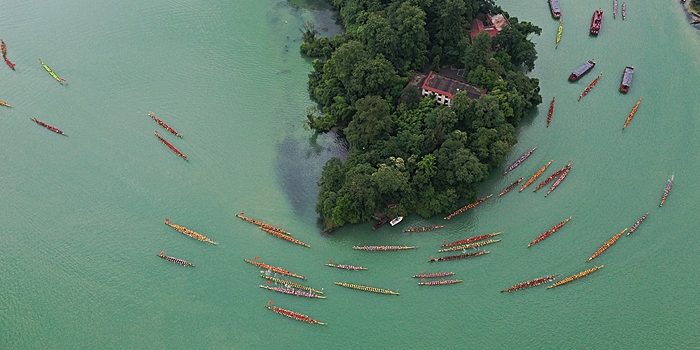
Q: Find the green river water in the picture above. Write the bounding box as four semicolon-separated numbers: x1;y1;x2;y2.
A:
1;0;699;348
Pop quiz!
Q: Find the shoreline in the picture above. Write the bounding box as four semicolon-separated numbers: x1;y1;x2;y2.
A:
680;1;700;27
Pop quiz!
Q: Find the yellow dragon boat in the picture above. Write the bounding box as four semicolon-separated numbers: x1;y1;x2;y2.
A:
547;265;604;289
334;282;399;295
587;228;627;262
164;218;217;244
260;227;310;247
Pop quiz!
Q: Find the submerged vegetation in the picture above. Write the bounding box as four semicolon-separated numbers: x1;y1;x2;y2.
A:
301;0;542;232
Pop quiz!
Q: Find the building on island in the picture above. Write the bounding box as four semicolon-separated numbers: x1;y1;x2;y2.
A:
470;14;510;43
409;70;484;106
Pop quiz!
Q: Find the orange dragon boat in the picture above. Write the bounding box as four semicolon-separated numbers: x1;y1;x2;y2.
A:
444;194;493;220
578;72;603;101
501;275;560;292
520;160;553;192
587;228;627;262
1;39;16;70
547;265;604;289
245;258;306;280
442;231;503;247
154;131;188;161
499;178;523;197
265;304;326;325
236;212;291;235
31;118;67;136
528;216;572;247
259;227;309;247
622;96;643;129
149;111;182;137
164;218;217;244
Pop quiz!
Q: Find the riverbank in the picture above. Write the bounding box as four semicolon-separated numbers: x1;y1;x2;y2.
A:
681;1;700;26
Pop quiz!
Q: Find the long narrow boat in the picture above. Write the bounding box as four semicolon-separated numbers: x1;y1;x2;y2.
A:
1;40;16;70
236;212;291;235
545;165;572;197
622;2;626;19
578;72;603;101
325;263;367;271
528;216;572;247
614;0;618;19
533;162;570;192
428;250;490;263
0;100;13;108
418;279;463;286
334;282;400;295
444;194;493;220
259;285;326;299
588;228;627;262
499;178;523;197
659;174;674;207
260;274;323;294
157;251;195;267
403;225;444;233
501;275;560;292
503;146;537;175
352;245;416;251
39;59;65;84
623;96;643;129
412;271;455;279
149;112;182;138
547;265;604;289
555;20;563;48
154;131;188;161
627;212;649;236
265;304;327;325
260;227;310;247
547;97;556;126
442;231;503;247
521;160;553;192
438;239;501;253
164;218;217;244
30;118;67;136
245;258;306;280
372;218;389;230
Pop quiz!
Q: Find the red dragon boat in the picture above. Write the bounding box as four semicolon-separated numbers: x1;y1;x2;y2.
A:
149;111;182;138
442;231;503;247
444;194;493;220
154;131;188;160
528;216;572;247
546;96;555;127
31;118;67;136
428;251;490;263
627;212;649;236
533;162;570;192
544;164;572;197
501;275;560;292
588;228;627;262
578;72;603;101
590;9;604;35
1;39;16;70
499;178;523;197
265;304;326;325
236;212;291;235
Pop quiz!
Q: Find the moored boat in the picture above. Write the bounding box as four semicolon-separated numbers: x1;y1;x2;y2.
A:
442;231;503;247
569;60;596;81
627;212;649;236
547;265;604;289
259;285;326;299
528;216;572;247
155;131;188;161
623;96;643;129
620;66;634;93
39;59;65;84
260;274;323;294
549;0;562;18
412;271;455;279
438;239;501;253
428;250;490;262
164;218;217;244
352;245;416;251
30;118;67;136
418;279;463;286
372;218;389;230
503;146;537;175
498;177;523;197
334;282;400;295
403;225;444;233
521;160;553;192
578;72;603;101
659;174;674;207
501;275;560;292
545;164;572;197
547;97;555;126
390;216;404;226
590;9;604;35
265;304;327;325
444;194;493;220
588;228;627;262
157;251;195;267
245;258;306;280
259;227;310;247
149;112;182;138
325;263;367;271
533;162;570;192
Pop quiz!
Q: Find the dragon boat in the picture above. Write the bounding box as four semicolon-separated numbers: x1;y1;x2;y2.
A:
155;131;188;161
503;146;537;175
403;225;444;233
533;162;570;192
501;275;560;292
39;59;65;84
623;96;643;129
372;218;389;230
265;304;327;325
547;265;604;289
444;194;493;220
0;100;12;107
157;251;195;267
325;263;367;271
1;40;15;70
588;228;627;262
31;118;67;136
259;285;326;299
418;279;463;286
334;282;400;295
438;239;501;253
547;97;556;126
545;164;572;197
245;258;306;280
622;2;626;19
260;274;322;294
236;212;291;235
627;212;649;236
260;227;310;247
499;178;523;197
528;216;572;247
164;218;217;244
659;174;674;207
442;231;503;247
352;245;416;251
428;251;490;263
149;112;182;138
521;160;553;192
614;0;618;19
578;72;602;101
412;271;455;279
555;20;563;48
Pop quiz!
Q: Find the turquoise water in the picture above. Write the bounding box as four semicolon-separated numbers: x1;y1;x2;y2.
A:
0;0;698;348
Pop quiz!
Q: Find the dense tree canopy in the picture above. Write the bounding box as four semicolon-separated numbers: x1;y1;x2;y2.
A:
302;0;542;231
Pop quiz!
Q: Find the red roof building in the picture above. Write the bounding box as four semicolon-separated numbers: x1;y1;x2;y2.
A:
470;14;510;43
419;71;483;106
